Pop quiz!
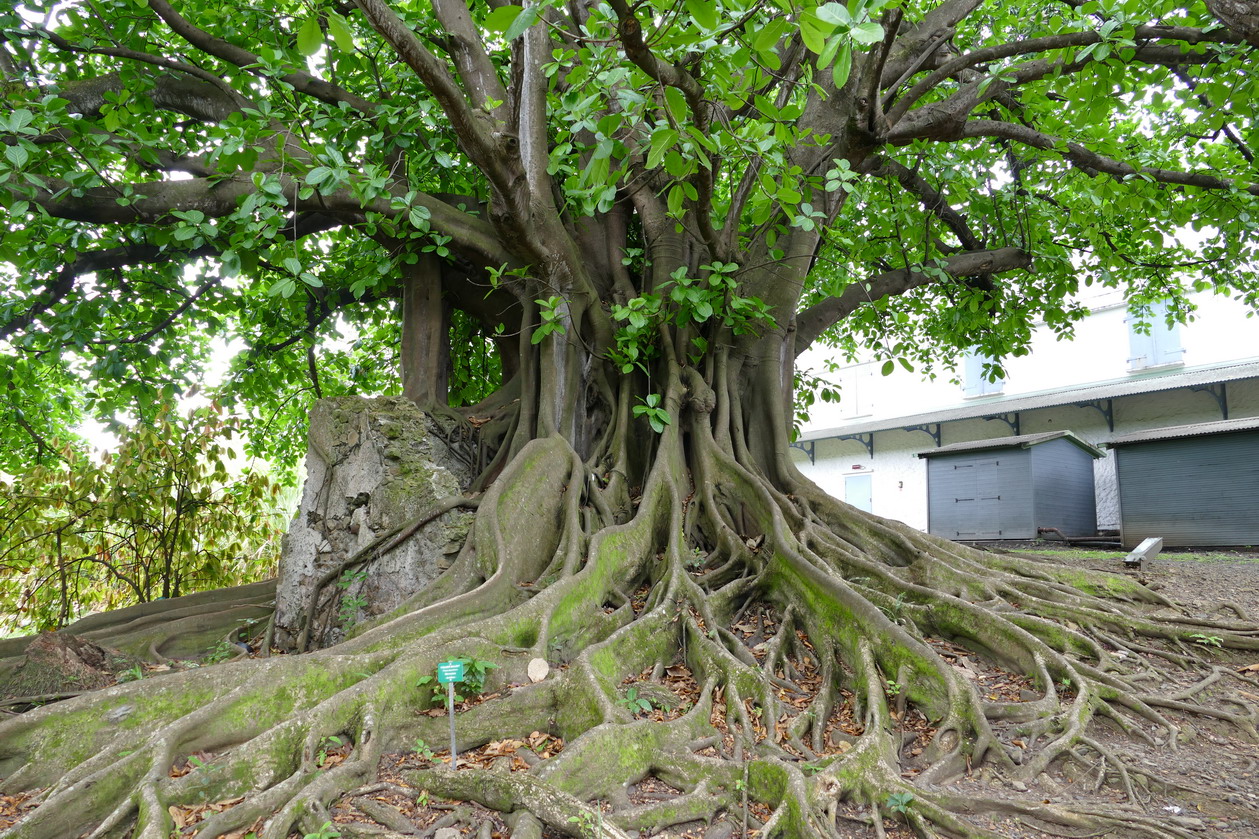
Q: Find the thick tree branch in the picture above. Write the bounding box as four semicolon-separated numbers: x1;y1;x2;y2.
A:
430;0;510;114
886;25;1242;128
793;247;1032;354
22;27;251;113
955;120;1259;197
21;176;512;266
352;0;516;194
145;0;379;115
51;72;243;124
864;157;982;251
1206;0;1259;46
517;9;555;214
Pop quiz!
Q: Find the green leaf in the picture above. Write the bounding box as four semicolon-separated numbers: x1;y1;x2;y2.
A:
881;360;894;376
5;145;29;168
296;18;324;56
504;5;539;41
305;166;333;186
850;22;885;45
327;13;356;52
485;5;524;33
832;43;853;89
685;0;718;31
814;3;852;26
647;128;679;169
799;11;830;54
663;87;689;124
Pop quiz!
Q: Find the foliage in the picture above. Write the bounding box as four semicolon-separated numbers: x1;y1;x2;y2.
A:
0;407;284;633
336;568;369;628
303;823;340;839
618;686;654;714
0;0;1254;472
885;792;915;816
414;656;498;705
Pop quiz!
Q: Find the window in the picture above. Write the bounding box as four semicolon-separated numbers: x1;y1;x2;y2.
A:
1127;301;1184;371
837;361;876;419
962;350;1005;397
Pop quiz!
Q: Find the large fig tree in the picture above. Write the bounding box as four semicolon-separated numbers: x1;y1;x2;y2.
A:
2;0;1258;836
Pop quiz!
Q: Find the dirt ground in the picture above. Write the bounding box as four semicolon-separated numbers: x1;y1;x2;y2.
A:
939;548;1259;839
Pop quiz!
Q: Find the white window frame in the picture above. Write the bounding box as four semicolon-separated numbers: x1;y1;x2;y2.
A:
1126;301;1184;372
962;350;1005;398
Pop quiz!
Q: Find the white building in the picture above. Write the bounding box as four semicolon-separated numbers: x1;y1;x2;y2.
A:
792;285;1259;536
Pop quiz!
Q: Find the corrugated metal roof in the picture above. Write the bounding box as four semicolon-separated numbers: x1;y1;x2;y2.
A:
800;359;1259;442
917;431;1105;459
1106;416;1259;447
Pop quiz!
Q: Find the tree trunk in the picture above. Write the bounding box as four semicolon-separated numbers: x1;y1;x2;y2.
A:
401;255;450;407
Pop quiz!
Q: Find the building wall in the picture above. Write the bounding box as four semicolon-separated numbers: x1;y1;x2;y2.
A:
797;288;1259;434
792;352;1259;535
1029;441;1098;537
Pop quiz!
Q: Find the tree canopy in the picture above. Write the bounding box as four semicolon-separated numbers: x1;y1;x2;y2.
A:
2;0;1256;470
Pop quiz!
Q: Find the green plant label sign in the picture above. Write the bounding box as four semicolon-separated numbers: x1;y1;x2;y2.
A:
437;661;465;684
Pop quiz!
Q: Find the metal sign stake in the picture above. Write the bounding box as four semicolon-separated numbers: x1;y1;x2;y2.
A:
447;680;457;768
436;660;465;769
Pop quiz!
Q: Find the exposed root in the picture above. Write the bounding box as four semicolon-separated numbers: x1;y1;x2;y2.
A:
2;431;1257;839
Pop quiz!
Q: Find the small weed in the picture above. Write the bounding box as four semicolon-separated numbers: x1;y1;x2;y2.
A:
567;809;600;838
413;738;435;760
415;656;498;706
1188;633;1222;648
116;665;145;683
618;687;654;714
316;735;344;767
457;656;499;694
685;547;706;570
204;639;238;664
337;568;369;628
881;592;911;621
304;822;341;839
885;680;902;698
885;791;915;815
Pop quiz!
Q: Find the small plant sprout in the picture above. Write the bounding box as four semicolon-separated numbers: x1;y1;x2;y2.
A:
316;735;344;767
303;822;341;839
566;809;599;838
336;568;369;628
632;393;671;433
619;687;654;714
885;680;902;698
413;738;435;760
1188;632;1223;647
885;791;915;816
